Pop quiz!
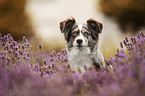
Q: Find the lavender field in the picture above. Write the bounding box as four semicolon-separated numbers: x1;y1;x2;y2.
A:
0;32;145;96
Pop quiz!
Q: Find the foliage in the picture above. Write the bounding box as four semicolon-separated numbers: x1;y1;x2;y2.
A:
0;32;145;96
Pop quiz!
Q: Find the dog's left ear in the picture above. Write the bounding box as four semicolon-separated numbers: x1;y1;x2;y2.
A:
59;17;76;42
87;19;103;40
60;17;76;33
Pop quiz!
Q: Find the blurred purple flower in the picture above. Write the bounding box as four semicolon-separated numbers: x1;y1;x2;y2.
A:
38;44;43;50
0;32;145;96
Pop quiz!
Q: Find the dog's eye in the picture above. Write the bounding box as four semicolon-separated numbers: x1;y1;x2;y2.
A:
84;32;89;36
72;32;77;36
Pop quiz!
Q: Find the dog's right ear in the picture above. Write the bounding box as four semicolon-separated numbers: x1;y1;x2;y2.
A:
60;17;76;33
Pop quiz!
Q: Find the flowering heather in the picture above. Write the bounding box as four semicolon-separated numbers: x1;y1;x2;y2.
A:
0;32;145;96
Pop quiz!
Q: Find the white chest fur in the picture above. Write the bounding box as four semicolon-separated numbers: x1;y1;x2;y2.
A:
67;47;93;72
66;46;105;73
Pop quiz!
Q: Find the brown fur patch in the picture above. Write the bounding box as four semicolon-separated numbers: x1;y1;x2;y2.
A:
0;0;34;40
60;17;76;42
87;19;103;40
99;0;145;32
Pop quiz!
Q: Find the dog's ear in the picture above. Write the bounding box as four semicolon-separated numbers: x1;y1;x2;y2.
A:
60;17;76;41
60;17;76;33
87;19;103;40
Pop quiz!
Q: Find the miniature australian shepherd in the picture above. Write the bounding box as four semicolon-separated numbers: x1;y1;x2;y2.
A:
60;17;112;73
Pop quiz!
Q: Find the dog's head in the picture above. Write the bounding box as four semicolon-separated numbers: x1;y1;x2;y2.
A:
60;17;103;51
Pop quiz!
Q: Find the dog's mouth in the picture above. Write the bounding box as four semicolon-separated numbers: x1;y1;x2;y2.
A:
78;45;83;47
76;45;86;48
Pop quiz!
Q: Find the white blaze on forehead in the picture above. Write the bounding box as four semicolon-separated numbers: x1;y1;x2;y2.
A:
77;24;84;38
78;24;83;32
72;24;88;47
74;24;87;46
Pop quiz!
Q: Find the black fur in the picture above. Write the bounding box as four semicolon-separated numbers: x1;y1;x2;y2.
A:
87;19;103;40
60;18;103;50
60;17;76;42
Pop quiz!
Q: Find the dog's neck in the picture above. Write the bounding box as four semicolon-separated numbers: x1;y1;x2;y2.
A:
91;42;100;54
66;41;99;53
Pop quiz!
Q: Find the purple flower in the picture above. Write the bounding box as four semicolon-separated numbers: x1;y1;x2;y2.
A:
49;57;53;61
44;60;47;64
120;41;123;48
22;45;25;50
72;73;79;80
0;32;145;96
38;44;43;50
23;36;28;43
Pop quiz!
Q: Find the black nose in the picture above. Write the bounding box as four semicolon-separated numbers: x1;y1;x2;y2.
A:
76;39;83;44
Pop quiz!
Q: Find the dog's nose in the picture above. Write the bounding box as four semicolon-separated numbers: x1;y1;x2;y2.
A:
76;39;83;44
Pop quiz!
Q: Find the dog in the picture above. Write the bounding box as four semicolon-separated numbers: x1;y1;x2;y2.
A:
60;17;107;73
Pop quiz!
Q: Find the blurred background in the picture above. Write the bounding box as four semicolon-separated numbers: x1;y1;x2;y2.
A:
0;0;145;59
